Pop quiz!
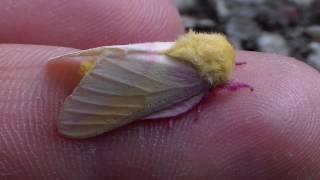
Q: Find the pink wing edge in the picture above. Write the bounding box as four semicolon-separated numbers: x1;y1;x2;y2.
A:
143;93;204;120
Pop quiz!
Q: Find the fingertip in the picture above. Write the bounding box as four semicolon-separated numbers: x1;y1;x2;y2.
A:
0;0;184;48
2;45;320;179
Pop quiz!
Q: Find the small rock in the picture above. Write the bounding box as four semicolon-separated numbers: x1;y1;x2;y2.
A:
278;5;301;26
257;33;290;55
226;17;261;40
291;0;315;7
228;0;267;5
287;33;310;61
230;6;259;19
305;25;320;41
197;18;216;29
174;0;198;12
208;0;230;20
307;42;320;70
307;52;320;71
215;0;230;20
208;0;267;20
181;16;216;30
309;42;320;52
181;16;197;29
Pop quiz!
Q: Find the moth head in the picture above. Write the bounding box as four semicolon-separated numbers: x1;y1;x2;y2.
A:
164;31;235;86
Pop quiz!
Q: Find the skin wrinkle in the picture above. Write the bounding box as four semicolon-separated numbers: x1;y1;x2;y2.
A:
0;0;183;49
153;52;320;179
0;46;320;179
0;46;93;180
0;0;183;179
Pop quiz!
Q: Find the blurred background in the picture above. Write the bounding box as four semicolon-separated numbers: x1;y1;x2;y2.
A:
174;0;320;71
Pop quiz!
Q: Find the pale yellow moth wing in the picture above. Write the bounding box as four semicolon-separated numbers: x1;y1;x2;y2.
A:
49;42;174;61
59;47;206;138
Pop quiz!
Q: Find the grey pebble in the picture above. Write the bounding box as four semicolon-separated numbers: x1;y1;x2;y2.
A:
174;0;319;71
181;16;197;29
305;25;320;41
307;53;320;71
257;33;290;55
307;42;320;71
182;16;216;30
207;0;230;20
309;42;320;52
291;0;315;7
226;17;261;40
174;0;197;11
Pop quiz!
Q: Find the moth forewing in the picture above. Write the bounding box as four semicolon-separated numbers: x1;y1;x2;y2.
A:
58;44;207;138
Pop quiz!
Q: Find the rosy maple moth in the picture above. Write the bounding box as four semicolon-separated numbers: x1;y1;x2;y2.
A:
51;31;251;139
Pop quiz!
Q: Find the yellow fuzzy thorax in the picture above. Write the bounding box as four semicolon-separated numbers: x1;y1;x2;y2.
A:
164;32;235;85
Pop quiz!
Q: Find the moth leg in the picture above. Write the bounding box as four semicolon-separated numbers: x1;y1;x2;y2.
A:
217;80;254;92
235;61;247;66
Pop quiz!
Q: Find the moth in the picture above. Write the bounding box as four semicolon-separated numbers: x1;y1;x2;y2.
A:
51;32;251;139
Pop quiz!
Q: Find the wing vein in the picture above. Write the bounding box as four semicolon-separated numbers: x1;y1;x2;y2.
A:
60;122;120;125
79;82;202;98
90;71;152;93
69;96;143;108
64;109;131;116
79;86;145;97
102;57;170;86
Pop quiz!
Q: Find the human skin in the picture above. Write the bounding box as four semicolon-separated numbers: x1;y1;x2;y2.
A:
1;0;320;180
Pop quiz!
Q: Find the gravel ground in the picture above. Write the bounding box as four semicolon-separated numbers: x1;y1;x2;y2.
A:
174;0;320;71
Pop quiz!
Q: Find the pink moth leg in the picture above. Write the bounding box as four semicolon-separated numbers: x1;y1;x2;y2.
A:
217;80;254;92
236;61;247;66
216;60;253;92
